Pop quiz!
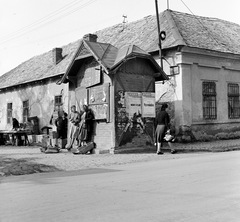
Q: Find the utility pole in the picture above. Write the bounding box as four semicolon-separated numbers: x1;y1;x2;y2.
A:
155;0;163;68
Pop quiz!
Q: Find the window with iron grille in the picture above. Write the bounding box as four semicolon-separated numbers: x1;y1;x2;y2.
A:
23;100;29;123
54;95;62;109
7;103;12;124
202;81;217;119
228;83;240;119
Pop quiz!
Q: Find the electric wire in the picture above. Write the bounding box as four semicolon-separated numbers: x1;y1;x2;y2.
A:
0;0;98;45
179;0;223;48
0;0;84;40
0;14;122;51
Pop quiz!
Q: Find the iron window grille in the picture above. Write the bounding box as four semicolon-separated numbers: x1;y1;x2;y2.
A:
228;83;240;119
202;81;217;119
7;103;12;124
23;100;29;123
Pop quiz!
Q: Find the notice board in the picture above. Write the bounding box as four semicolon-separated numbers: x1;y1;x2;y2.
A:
88;83;110;120
125;92;156;118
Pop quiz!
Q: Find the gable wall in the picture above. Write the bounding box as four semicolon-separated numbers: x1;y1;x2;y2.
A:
68;58;115;151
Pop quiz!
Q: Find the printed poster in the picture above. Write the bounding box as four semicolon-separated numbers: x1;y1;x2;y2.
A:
126;92;142;117
142;92;156;117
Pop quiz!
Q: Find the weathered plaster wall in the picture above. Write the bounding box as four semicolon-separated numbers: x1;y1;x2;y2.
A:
0;78;68;131
173;48;240;135
154;47;240;137
183;49;240;127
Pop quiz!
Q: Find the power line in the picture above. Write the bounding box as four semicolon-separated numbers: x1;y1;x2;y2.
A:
0;0;83;40
0;0;98;45
179;0;223;48
0;14;122;51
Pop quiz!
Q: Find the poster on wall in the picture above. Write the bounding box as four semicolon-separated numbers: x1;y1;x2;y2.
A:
90;104;109;120
88;84;109;105
142;92;156;118
125;92;142;117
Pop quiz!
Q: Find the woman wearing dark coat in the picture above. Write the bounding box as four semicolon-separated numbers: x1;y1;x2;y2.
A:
78;105;94;146
155;103;170;155
55;112;68;139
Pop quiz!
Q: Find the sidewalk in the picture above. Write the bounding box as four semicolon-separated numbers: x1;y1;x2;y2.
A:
115;138;240;153
0;139;240;177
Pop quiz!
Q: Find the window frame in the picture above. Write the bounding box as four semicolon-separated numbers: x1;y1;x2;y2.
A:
7;103;13;124
228;83;240;119
202;81;217;120
23;100;29;123
54;95;62;110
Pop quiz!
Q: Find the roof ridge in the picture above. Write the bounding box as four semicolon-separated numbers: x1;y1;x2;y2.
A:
164;9;186;46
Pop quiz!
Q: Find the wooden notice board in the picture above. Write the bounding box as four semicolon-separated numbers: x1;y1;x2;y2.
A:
88;83;110;120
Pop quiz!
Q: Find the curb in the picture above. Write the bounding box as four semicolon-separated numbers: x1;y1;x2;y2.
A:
114;144;240;154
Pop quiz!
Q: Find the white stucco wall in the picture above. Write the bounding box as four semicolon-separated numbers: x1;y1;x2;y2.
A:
154;47;240;133
182;48;240;127
0;78;69;131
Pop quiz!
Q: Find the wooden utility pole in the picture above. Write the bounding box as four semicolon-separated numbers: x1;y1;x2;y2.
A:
155;0;163;68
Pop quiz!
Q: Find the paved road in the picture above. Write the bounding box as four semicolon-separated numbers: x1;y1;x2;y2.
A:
0;151;240;222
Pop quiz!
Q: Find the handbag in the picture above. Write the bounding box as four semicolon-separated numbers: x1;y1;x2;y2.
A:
164;129;175;142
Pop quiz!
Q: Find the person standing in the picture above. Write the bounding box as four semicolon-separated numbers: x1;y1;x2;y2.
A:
65;105;81;150
62;112;68;140
49;106;60;133
12;118;20;130
155;103;170;155
55;112;68;139
78;105;94;146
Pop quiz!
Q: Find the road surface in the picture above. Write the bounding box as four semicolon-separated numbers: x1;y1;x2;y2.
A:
0;151;240;221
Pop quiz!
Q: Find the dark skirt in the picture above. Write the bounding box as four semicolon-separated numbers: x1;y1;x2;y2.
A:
79;128;88;141
155;124;166;143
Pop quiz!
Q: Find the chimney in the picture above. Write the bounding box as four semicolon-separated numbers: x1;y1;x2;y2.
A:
83;33;98;42
52;48;63;64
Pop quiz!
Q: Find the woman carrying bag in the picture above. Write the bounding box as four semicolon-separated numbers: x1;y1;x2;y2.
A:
155;103;176;154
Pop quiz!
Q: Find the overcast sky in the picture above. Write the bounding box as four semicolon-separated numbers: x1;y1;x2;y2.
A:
1;0;240;76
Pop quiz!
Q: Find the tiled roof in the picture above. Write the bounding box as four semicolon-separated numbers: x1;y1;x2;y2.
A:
1;10;240;90
62;40;168;82
84;41;151;69
170;11;240;54
0;40;80;90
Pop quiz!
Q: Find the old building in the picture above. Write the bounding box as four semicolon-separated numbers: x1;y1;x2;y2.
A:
0;47;73;131
59;34;168;152
1;9;240;149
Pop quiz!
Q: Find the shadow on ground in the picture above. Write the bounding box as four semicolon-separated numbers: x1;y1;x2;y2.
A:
0;156;61;177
